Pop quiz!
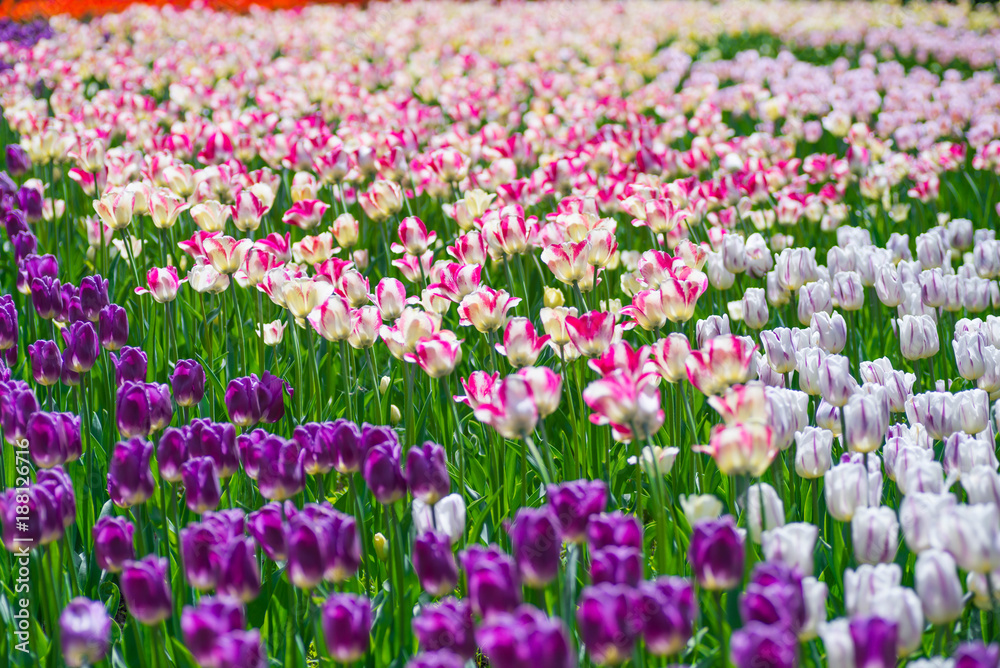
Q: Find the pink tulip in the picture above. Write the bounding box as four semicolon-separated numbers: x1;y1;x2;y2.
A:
588;341;651;381
371;278;413;321
454;370;500;409
458;287;520;333
307;295;351;342
474;375;538;439
565;311;615;357
135;266;185;303
230;189;268;232
661;272;708;323
392;251;434;284
621;289;667;331
649;334;692;383
254;232;293;263
380;307;441;359
583;370;664;442
541;240;592;285
282;200;329;230
448;231;489;266
695;423;776;476
407;331;463;378
495;317;550;368
428;263;482;303
348;305;381;349
203;235;253;275
392;216;437;256
516;366;562;417
686;335;758;396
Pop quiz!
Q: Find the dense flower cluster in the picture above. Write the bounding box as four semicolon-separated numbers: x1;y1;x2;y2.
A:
2;1;1000;667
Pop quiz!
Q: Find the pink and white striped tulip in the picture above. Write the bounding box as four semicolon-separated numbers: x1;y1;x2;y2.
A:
458;287;520;333
135;266;185;303
496;317;550;368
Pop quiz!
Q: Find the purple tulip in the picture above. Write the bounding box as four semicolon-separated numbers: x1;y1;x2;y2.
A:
61;364;81;388
730;621;798;668
413;530;459;597
546;479;607;543
5;145;31;176
26;411;81;469
99;304;129;350
32;479;66;543
17;253;57;293
78;274;109;322
509;506;561;588
121;556;173;625
407;651;466;668
181;597;245;668
170;359;205;407
107;437;155;508
215;630;267;668
850;617;899;668
60;320;99;373
217;537;261;602
37;467;76;530
361;422;398;452
406;441;450;504
363;442;406;504
0;294;17;350
116;381;153;438
321;593;371;663
287;514;326;589
741;561;806;633
17;185;42;220
413;598;476;659
157;426;188;483
110;346;147;385
319;509;361;584
31;275;63;319
60;597;111;668
689;515;745;591
11;231;37;263
331;418;365;473
187;419;239;478
461;544;521;618
0;487;43;549
955;643;1000;668
248;503;286;561
638;577;697;657
182;456;222;514
225;376;261;427
180;517;232;591
476;605;574;668
6;209;29;239
257;434;305;501
293;422;335;475
587;511;642;551
237;428;267;479
590;546;643;587
92;516;135;573
257;371;290;423
0;379;39;441
576;583;641;666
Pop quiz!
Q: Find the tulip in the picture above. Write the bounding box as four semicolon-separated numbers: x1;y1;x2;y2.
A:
516;366;563;417
689;516;745;590
93;189;135;231
914;550;964;626
170;359;205;407
458;287;520;333
696;422;775;477
590;546;643;587
30;276;63;320
936;504;1000;573
495;318;550;368
565;310;616;358
182;457;222;514
99;304;129;350
27;339;61;386
181;598;245;667
898;314;939;360
107;437;155;508
476;606;575;668
322;594;371;663
287;515;325;589
110;346;147;386
413;530;459;597
474;375;539;439
406;442;450;505
134;266;184;303
413;599;476;659
576;583;639;665
116;381;172;438
583;370;664;442
409;331;463;378
851;506;899;565
850;617;899;668
742;287;769;329
27;411;81;468
818;354;856;407
92;516;135;573
746;482;784;543
61;598;112;668
256;435;305;501
955;643;1000;668
547;479;607;543
121;556;172;625
686;334;757;395
794;427;833;479
217;537;261;602
461;545;522;618
507;507;561;588
649;334;691;383
761;522;818;576
363;442;406;504
730;622;798;668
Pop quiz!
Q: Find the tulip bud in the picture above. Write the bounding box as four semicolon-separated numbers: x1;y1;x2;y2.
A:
509;507;562;588
121;556;172;626
390;404;402;424
92;516;135;573
373;533;390;562
742;288;769;330
689;516;744;590
819;354;855;407
321;594;371;663
914;550;964;625
543;286;565;308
